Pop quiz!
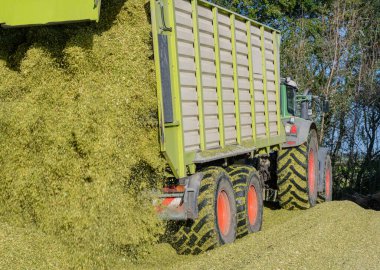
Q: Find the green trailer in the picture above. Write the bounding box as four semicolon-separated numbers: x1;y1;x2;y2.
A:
0;0;101;27
151;0;285;179
151;0;333;254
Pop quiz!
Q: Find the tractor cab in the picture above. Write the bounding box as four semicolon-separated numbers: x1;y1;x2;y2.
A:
280;77;329;148
280;77;329;120
280;77;298;118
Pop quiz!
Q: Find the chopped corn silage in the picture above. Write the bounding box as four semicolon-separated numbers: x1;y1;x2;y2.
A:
135;201;380;270
1;201;378;269
165;201;380;270
0;0;166;267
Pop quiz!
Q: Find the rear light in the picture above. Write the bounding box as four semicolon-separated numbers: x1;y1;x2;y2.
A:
290;125;297;134
285;124;297;136
162;185;185;193
155;197;183;214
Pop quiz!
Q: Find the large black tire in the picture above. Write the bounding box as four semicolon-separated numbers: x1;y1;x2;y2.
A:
318;154;333;202
226;164;263;238
277;129;319;209
169;167;237;255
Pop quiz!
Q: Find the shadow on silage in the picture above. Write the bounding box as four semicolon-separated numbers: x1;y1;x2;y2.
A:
0;0;127;71
264;201;281;210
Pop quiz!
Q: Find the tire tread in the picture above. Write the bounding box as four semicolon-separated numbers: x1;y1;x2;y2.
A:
277;144;311;210
169;167;230;254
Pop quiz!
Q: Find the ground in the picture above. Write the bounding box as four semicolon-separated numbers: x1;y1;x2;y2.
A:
1;201;379;270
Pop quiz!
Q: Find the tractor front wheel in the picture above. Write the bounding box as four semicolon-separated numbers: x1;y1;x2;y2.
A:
277;129;319;209
318;154;333;202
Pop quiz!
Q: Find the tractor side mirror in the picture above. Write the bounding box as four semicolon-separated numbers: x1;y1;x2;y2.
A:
322;100;330;113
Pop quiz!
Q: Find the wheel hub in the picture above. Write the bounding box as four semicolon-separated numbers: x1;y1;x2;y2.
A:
217;190;231;236
325;168;331;198
247;185;258;225
308;149;315;195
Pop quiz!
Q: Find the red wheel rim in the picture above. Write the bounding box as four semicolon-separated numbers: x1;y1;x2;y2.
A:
247;185;258;225
308;149;315;195
325;168;331;198
217;190;231;236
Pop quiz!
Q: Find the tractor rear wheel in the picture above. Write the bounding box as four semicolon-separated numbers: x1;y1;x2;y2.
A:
226;164;263;238
277;129;319;209
318;154;333;202
169;167;237;254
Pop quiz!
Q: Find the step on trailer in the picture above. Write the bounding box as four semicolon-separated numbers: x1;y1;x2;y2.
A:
151;0;333;254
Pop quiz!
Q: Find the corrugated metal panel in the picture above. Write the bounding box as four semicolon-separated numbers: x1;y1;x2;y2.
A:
249;24;267;138
264;30;278;136
218;12;237;145
172;0;281;154
175;0;200;152
235;19;253;141
198;4;220;149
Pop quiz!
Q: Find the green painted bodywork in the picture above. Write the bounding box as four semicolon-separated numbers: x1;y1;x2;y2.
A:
280;84;292;118
280;83;306;118
247;21;257;143
213;7;226;148
151;0;286;179
192;0;206;151
273;32;282;133
0;0;101;27
231;15;242;145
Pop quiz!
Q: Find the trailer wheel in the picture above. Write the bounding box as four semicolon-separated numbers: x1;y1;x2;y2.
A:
277;129;319;209
318;155;333;202
226;165;263;238
169;167;236;255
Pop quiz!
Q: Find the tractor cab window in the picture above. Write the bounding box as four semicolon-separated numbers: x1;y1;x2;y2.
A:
286;86;296;116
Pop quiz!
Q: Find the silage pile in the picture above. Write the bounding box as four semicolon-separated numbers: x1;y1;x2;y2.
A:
0;221;71;269
139;201;380;270
0;0;165;267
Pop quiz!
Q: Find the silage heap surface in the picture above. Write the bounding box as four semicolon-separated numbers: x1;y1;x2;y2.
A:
0;0;166;267
138;201;380;270
0;201;379;269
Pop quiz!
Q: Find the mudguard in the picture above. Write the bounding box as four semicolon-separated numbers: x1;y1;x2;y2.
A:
156;173;203;221
282;117;317;148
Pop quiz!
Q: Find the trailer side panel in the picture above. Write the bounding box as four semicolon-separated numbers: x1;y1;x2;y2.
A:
151;0;285;178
